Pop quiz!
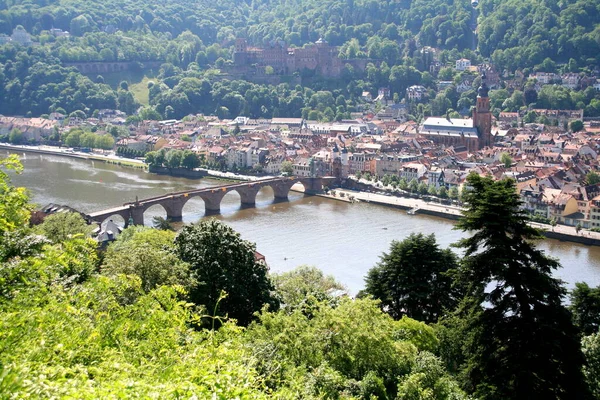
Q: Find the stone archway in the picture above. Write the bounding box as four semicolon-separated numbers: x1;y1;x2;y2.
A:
180;195;206;223
142;203;168;227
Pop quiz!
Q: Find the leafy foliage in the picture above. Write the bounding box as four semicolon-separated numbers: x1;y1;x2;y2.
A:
102;226;191;293
363;233;461;323
0;275;271;398
271;265;347;312
0;155;32;235
37;211;94;243
582;332;600;398
246;297;468;399
174;219;279;326
570;282;600;336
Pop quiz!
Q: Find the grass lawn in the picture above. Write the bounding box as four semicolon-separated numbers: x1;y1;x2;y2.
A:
86;68;159;106
129;75;156;106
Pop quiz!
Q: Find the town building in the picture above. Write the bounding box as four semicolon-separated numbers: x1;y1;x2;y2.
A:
455;58;471;71
406;85;427;101
419;73;493;152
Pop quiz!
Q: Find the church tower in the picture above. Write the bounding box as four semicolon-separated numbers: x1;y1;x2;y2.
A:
473;73;492;149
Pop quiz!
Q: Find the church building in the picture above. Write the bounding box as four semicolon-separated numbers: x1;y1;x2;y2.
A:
419;74;493;152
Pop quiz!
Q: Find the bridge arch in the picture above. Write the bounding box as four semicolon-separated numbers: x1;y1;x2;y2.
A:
180;196;206;222
254;185;276;207
142;203;168;226
219;189;244;214
97;214;126;229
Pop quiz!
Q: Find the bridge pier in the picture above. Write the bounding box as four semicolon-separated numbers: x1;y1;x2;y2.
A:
272;180;296;200
200;190;227;215
127;205;145;226
162;197;187;222
237;185;261;207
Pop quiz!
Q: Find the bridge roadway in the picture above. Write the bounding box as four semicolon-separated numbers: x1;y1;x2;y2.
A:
86;176;333;226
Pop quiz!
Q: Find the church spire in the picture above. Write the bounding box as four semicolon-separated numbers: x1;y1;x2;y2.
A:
474;72;492;149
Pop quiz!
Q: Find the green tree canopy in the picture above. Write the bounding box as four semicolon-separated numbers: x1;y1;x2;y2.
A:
571;120;584;132
174;219;279;326
586;171;600;185
37;212;94;244
363;233;461;323
102;226;190;293
570;282;600;336
280;160;293;175
500;152;513;168
583;332;600;398
8;128;24;144
271;265;346;312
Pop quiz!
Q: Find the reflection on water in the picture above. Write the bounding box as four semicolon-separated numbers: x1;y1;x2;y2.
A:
5;149;600;294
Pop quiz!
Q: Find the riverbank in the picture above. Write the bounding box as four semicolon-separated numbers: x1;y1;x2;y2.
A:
332;188;600;246
0;143;258;181
3;144;598;246
0;143;147;169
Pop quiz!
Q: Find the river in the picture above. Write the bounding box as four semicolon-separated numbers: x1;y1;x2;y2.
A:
4;149;600;294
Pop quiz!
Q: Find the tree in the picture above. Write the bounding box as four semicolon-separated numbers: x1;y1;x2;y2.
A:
64;129;82;148
586;171;600;185
181;150;200;169
570;120;584;132
281;160;293;176
102;227;190;293
448;186;459;200
451;173;589;399
80;132;96;148
152;216;175;231
438;186;448;198
95;134;115;150
8;128;24;144
570;282;600;336
363;233;461;323
165;149;183;169
0;155;32;236
582;332;600;398
272;265;347;312
145;151;159;167
174;219;279;326
500;152;513;168
37;212;94;243
408;178;418;193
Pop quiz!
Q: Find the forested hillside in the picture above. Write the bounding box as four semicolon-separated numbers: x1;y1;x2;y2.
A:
0;0;598;120
1;0;598;67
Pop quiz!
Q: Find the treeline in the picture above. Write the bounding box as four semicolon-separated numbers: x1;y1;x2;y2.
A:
2;155;600;398
2;0;598;71
479;0;600;71
145;148;204;169
0;46;139;116
147;60;430;120
61;127;115;149
115;146;145;158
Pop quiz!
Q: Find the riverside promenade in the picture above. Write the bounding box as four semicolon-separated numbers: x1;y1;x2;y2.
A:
330;187;600;246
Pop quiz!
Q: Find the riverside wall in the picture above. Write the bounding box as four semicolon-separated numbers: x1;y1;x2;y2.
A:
333;187;600;246
148;165;208;178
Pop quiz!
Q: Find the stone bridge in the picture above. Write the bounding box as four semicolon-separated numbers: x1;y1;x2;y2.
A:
86;176;334;226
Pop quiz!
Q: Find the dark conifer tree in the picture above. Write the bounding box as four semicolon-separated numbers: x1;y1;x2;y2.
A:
453;173;589;399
